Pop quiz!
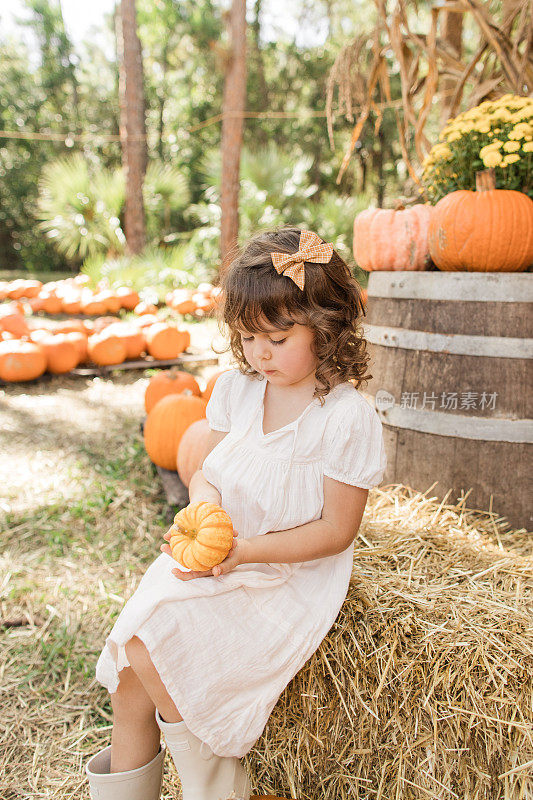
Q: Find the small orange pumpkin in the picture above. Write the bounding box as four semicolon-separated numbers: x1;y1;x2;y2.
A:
91;315;120;334
134;300;159;315
168;288;195;315
177;418;211;487
143;393;207;470
145;368;202;414
168;501;234;571
0;340;47;382
134;313;161;329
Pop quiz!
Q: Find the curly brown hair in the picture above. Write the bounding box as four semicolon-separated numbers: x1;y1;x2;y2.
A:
213;226;372;403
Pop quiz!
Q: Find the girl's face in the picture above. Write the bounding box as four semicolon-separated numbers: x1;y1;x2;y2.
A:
238;319;318;390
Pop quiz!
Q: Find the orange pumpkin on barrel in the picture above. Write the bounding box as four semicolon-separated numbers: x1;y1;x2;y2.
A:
428;169;533;272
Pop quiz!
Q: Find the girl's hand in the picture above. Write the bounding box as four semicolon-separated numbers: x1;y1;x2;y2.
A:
160;531;248;580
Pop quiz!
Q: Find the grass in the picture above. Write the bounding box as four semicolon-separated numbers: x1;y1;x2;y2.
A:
0;370;212;798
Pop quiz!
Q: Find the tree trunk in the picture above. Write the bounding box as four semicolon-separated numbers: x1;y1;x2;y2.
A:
220;0;247;272
439;11;463;128
250;0;269;146
118;0;147;254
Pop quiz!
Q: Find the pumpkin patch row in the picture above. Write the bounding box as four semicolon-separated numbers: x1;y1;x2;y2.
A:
0;274;222;318
0;314;191;382
165;284;222;317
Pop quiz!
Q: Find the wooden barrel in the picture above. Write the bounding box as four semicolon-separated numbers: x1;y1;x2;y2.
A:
360;272;532;531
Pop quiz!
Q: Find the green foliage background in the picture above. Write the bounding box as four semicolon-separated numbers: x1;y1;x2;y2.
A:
0;0;406;283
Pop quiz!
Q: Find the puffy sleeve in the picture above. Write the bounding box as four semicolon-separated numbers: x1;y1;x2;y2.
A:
205;369;237;432
323;395;387;489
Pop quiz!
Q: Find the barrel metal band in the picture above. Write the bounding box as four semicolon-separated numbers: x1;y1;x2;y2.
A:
363;323;533;359
368;272;533;303
361;392;532;443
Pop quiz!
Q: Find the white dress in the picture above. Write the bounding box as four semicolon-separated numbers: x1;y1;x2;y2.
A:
95;368;387;758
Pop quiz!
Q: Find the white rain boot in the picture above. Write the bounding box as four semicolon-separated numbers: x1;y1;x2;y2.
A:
155;708;251;800
85;742;166;799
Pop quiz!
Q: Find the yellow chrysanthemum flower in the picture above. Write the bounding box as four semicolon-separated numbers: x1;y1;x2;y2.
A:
446;130;462;142
523;141;533;153
494;109;513;123
508;123;533;140
511;107;533;122
473;121;491;133
431;145;452;160
482;151;503;168
503;140;521;152
479;142;503;158
502;153;520;165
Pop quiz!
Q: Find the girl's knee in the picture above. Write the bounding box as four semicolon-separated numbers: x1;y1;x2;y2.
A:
125;635;151;670
110;665;155;719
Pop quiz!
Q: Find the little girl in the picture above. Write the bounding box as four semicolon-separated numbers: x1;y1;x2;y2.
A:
86;227;387;800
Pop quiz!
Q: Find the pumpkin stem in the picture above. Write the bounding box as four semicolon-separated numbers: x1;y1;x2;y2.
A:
394;201;406;211
476;168;496;192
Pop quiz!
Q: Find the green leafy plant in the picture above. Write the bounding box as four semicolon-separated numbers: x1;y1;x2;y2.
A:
81;244;197;302
37;154;126;261
37;154;192;263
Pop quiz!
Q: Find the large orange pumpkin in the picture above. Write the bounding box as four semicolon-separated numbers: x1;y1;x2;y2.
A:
39;292;63;314
7;279;42;299
63;331;88;363
116;286;140;310
145;368;202;414
0;308;30;338
144;393;207;470
134;300;159;316
202;369;230;402
94;289;121;313
168;501;234;571
80;297;108;316
53;319;87;335
40;334;80;374
102;322;145;359
87;333;127;365
353;203;433;271
60;293;82;314
144;323;187;359
177;418;211;487
0;340;47;382
428;169;533;272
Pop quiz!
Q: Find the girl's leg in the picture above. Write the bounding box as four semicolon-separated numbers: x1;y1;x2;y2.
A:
124;635;184;723
110;665;161;772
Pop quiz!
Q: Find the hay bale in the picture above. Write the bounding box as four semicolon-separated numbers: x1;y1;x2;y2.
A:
246;485;533;800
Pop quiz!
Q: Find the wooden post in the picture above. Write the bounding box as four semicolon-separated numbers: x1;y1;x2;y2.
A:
118;0;147;255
